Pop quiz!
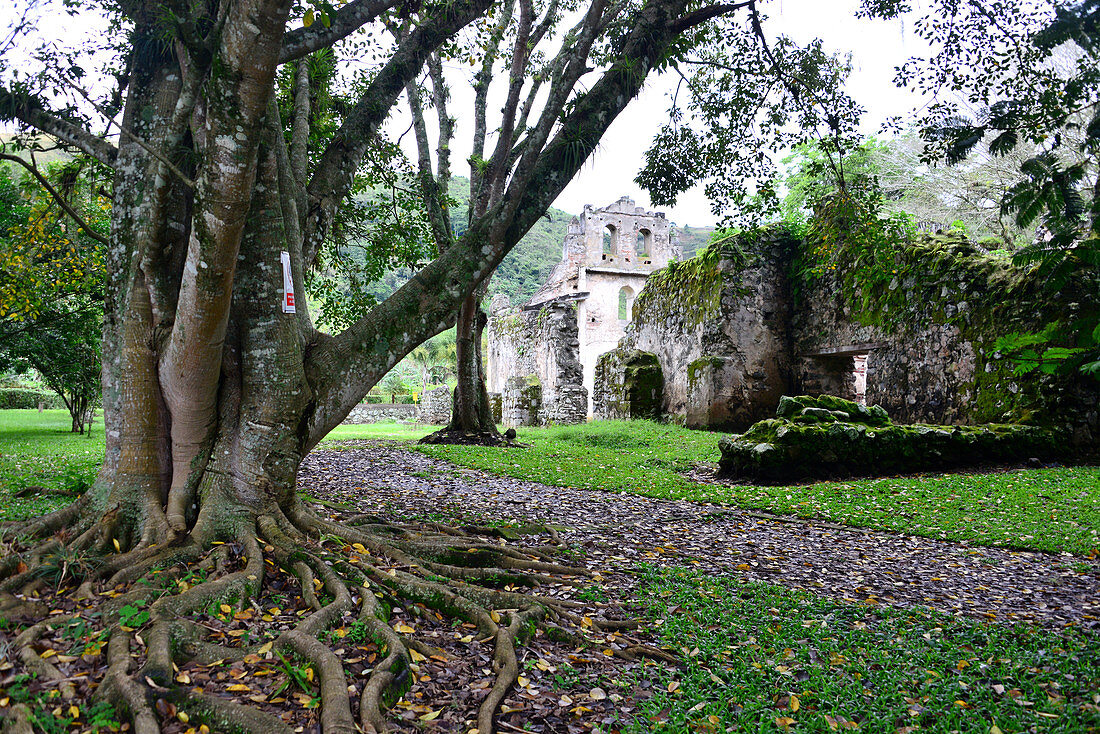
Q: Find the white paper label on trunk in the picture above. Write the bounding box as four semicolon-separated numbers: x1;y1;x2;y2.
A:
281;251;296;314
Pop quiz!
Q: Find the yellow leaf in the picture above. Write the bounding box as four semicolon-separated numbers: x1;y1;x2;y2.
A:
394;623;415;634
304;8;315;26
257;641;274;654
176;672;191;684
410;649;427;663
990;726;1004;734
774;716;796;731
490;610;501;623
419;710;441;722
178;712;189;724
667;680;680;693
40;649;56;659
226;684;251;692
517;676;530;688
790;695;800;712
219;604;232;614
112;538;120;552
69;705;79;718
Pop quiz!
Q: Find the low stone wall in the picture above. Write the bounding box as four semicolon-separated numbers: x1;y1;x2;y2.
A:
343;403;420;424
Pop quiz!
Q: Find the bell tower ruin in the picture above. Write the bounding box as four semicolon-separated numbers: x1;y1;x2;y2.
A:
487;197;681;424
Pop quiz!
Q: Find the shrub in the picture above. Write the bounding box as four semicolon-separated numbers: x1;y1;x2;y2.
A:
0;388;65;410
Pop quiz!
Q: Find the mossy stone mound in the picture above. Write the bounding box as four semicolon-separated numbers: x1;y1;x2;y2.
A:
775;394;890;427
719;395;1061;483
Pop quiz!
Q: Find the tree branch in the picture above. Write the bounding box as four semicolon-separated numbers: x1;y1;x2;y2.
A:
302;0;494;269
667;1;751;34
0;154;108;245
0;88;118;167
279;0;404;62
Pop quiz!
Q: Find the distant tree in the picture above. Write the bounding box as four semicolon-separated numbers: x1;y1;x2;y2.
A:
0;154;107;431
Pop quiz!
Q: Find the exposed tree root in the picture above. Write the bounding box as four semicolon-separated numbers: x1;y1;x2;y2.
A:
0;497;665;734
418;428;511;446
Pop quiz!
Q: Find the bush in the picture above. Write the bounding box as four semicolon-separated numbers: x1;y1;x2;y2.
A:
0;388;65;410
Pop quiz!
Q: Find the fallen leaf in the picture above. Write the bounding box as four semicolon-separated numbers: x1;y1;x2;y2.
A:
775;716;796;731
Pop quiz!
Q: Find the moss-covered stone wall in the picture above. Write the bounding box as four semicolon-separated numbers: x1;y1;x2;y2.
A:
604;228;798;430
795;233;1097;443
594;227;1098;445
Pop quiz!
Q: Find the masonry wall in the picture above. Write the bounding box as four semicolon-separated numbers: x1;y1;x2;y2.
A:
486;296;587;425
594;228;1099;445
595;231;795;429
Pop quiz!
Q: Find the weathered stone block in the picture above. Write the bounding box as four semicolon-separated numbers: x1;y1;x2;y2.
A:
488;392;503;425
419;386;452;425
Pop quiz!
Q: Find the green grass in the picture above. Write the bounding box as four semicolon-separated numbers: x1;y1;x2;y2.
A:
626;566;1100;734
321;422;435;442
0;409;104;522
417;420;1100;556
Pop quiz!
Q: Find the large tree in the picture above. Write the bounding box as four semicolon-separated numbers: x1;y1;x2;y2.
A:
0;0;842;730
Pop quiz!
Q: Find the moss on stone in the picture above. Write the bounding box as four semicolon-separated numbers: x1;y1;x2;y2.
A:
718;395;1063;483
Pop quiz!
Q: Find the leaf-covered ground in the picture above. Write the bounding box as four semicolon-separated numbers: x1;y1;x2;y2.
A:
2;413;1098;733
299;443;1099;732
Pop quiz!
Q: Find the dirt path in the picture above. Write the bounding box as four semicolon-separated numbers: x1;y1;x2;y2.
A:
302;442;1099;630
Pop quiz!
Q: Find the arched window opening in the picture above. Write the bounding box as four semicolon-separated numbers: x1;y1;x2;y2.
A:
637;228;652;259
618;286;635;320
602;224;616;258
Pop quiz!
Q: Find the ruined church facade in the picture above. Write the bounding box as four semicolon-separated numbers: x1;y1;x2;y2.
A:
487;197;680;425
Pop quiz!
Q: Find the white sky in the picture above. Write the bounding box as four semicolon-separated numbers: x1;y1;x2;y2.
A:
1;0;931;227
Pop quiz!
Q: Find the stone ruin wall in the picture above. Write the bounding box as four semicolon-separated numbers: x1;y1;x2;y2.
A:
487;196;682;422
486;295;587;426
593;229;1098;446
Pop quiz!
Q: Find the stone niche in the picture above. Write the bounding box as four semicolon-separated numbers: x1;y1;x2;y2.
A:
593;349;663;420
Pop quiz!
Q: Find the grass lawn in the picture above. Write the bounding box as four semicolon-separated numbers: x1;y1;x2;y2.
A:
322;422;435;442
417;421;1100;556
0;409;105;522
624;566;1099;733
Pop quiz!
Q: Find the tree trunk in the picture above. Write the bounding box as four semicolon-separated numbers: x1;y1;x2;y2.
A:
421;293;502;444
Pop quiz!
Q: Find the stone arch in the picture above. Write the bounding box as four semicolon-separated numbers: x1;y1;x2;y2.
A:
602;223;616;257
618;285;635;320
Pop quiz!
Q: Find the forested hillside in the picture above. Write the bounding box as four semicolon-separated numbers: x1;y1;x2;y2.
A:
362;177;572;304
